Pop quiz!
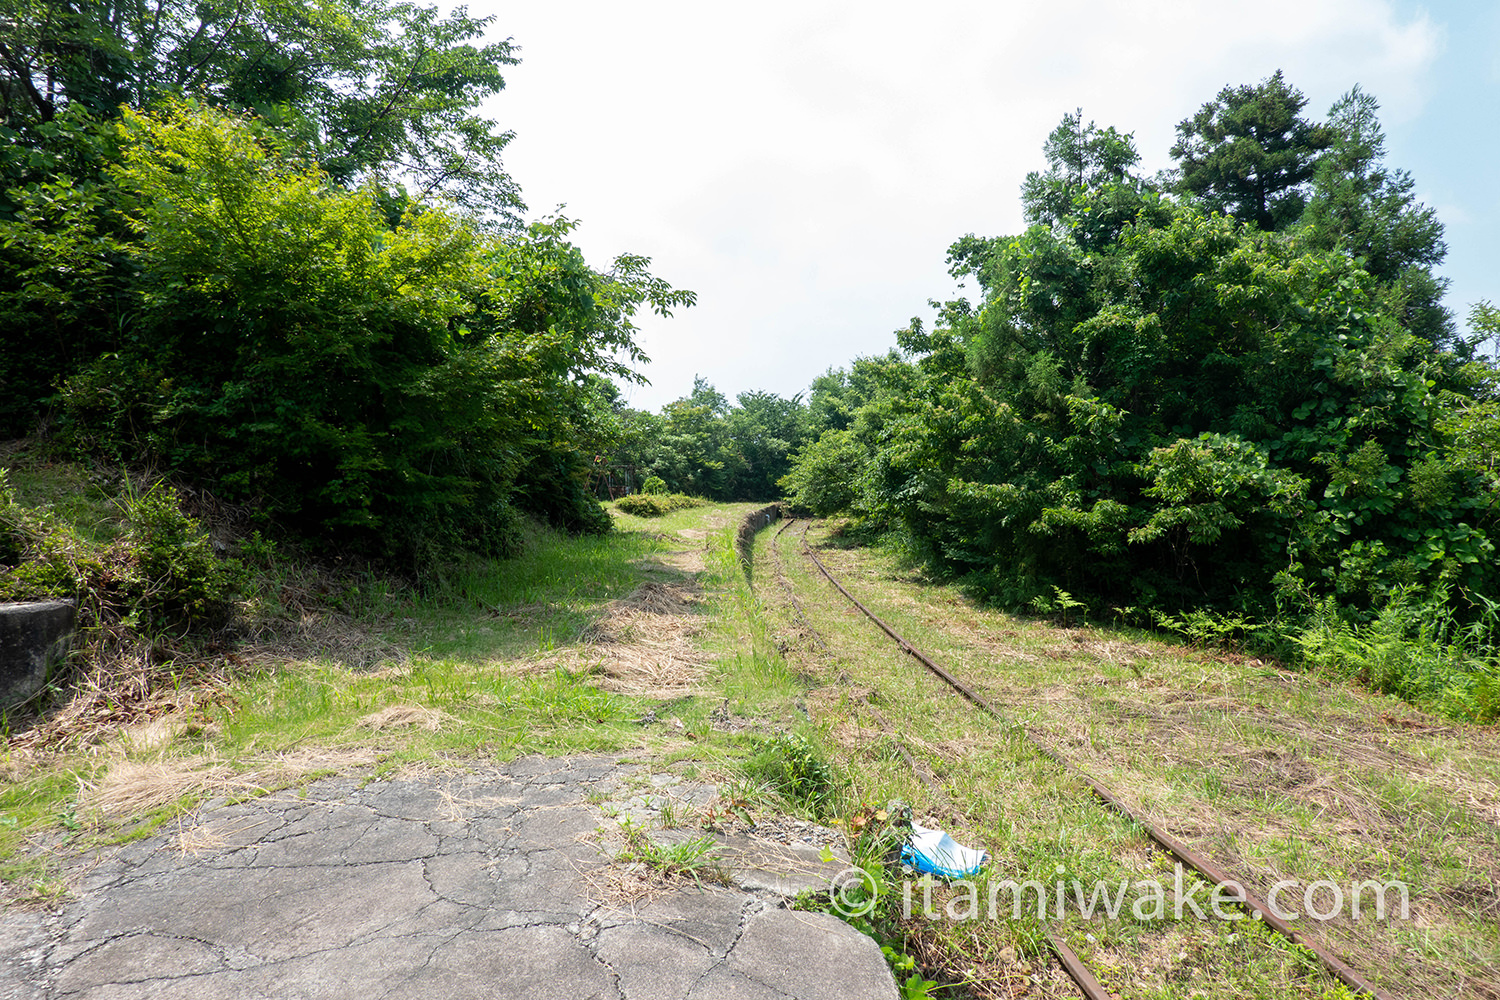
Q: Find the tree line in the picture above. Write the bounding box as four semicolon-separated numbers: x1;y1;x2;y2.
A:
601;375;854;503
779;72;1498;712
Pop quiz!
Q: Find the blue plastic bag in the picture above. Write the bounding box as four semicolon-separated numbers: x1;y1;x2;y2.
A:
900;822;988;878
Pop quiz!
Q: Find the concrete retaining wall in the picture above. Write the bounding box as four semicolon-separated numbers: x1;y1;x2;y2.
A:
0;599;76;709
735;504;782;584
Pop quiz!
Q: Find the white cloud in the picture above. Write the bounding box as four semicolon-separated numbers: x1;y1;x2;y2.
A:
473;0;1446;410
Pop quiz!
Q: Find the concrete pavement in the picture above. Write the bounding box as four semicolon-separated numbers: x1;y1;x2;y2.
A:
0;756;898;1000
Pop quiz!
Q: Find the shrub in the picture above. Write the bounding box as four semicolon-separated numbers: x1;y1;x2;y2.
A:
640;476;668;495
0;468;102;604
614;493;704;517
778;429;868;516
1;467;241;637
22;101;689;571
742;731;842;816
1293;588;1500;722
119;482;243;633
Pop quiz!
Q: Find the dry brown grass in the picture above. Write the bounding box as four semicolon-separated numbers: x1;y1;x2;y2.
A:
80;749;375;821
355;704;453;731
239;607;407;672
517;581;711;697
5;632;242;758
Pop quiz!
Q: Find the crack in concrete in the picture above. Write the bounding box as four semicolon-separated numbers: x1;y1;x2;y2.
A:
370;927;468;1000
21;757;896;1000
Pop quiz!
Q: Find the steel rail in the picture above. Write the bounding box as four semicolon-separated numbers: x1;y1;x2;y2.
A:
796;524;1392;1000
769;516;828;651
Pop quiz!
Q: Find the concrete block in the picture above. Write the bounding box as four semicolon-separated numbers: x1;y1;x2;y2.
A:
0;599;76;708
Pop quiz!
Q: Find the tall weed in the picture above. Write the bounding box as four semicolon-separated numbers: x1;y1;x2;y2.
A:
1294;588;1500;722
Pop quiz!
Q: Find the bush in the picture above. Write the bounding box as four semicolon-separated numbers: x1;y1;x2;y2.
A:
0;467;241;636
778;429;868;516
1293;588;1500;722
742;731;841;816
119;482;243;633
640;476;668;495
17;101;688;571
0;470;93;603
614;493;704;517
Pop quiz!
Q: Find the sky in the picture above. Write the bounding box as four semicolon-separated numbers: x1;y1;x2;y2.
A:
468;0;1498;413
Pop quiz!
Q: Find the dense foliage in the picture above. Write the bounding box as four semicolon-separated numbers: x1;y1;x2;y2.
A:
0;0;693;570
1;468;241;635
0;0;520;214
613;492;704;518
606;377;816;502
782;74;1499;689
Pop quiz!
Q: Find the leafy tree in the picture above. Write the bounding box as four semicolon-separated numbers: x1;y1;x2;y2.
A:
35;101;690;564
1020;110;1158;249
805;360;896;438
806;367;854;435
0;0;522;214
1171;69;1334;231
606;379;811;502
779;428;867;516
723;389;806;499
0;0;528;435
789;85;1495;623
1299;85;1451;345
650;376;735;498
0;106;131;433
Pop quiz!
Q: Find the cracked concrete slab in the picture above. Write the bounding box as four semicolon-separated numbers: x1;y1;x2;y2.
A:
0;756;897;1000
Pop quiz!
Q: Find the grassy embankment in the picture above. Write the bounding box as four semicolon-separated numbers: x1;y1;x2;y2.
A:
0;452;799;903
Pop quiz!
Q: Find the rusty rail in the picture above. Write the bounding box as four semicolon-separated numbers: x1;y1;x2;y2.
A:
768;516;828;651
795;523;1391;1000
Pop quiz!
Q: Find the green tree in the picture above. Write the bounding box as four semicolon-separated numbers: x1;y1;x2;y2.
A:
1299;85;1451;345
722;389;807;499
779;428;867;516
788;91;1494;618
1020;110;1156;248
40;101;690;563
1171;69;1334;231
652;376;734;498
0;0;521;214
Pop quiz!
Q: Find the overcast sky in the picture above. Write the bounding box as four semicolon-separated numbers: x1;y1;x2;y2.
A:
470;0;1498;413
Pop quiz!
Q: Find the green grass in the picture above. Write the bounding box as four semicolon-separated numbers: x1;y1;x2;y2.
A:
760;520;1500;999
0;456;123;548
0;496;801;859
13;480;1487;998
405;524;671;662
616;820;728;884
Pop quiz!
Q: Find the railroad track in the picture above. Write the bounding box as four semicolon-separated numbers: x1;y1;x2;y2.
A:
765;517;1389;1000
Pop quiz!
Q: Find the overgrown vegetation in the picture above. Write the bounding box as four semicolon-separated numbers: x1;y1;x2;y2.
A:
613;492;706;518
3;493;1495;997
1;6;691;570
779;73;1499;720
604;377;821;501
741;730;842;816
763;520;1500;999
0;456;242;682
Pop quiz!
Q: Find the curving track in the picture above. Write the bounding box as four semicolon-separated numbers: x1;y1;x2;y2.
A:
767;518;1390;1000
